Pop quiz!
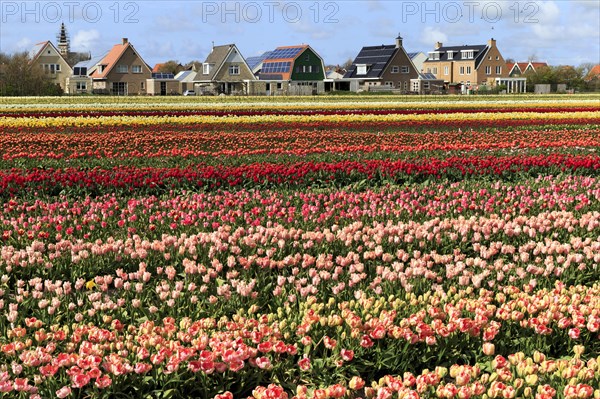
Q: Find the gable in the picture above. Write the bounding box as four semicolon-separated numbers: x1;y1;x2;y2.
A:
344;45;397;78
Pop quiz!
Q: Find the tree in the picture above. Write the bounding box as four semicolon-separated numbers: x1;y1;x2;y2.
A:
505;58;515;64
342;58;354;69
157;60;184;75
0;52;62;96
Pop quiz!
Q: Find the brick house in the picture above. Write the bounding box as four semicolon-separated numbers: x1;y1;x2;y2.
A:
423;38;509;89
89;38;152;95
343;35;418;92
29;41;72;91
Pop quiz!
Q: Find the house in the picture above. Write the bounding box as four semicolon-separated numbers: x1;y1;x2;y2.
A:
410;72;445;94
407;52;427;74
508;61;549;76
423;38;509;90
194;43;255;95
175;70;199;93
88;38;152;95
65;52;106;94
146;73;180;95
343;35;418;92
29;41;72;91
253;45;326;95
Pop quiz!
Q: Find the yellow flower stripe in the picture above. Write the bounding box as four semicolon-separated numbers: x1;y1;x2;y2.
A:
1;111;598;128
0;99;598;113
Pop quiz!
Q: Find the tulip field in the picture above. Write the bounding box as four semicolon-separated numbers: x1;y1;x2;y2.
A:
1;94;600;399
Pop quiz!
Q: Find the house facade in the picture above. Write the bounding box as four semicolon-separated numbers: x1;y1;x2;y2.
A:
343;36;418;92
89;38;152;95
254;45;326;95
194;44;255;95
423;38;508;88
29;41;72;91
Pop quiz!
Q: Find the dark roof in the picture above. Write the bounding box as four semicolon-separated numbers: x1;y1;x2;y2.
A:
151;72;175;79
425;44;488;68
246;51;272;70
343;44;398;79
202;44;234;80
407;52;421;60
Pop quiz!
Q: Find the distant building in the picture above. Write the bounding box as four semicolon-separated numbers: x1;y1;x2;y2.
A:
343;35;418;92
507;61;549;76
407;51;427;74
423;38;509;90
29;41;72;91
193;43;255;95
88;38;152;95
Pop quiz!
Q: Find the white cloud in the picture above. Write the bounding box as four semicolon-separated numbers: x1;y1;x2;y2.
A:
15;37;32;51
418;27;448;48
72;29;100;51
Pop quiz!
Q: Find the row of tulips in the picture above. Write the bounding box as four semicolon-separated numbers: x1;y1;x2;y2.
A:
1;106;599;119
2;154;600;196
1;175;598;245
1;127;599;162
0;110;599;129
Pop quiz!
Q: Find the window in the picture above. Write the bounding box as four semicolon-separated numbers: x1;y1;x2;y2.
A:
459;66;465;75
56;64;61;72
401;66;409;73
305;54;310;61
444;66;449;75
203;64;213;75
485;66;491;75
302;65;307;73
141;81;145;90
496;66;502;74
428;52;440;60
496;56;499;60
117;65;128;73
314;65;319;73
276;82;282;89
112;82;127;95
447;51;453;60
466;66;471;74
403;81;408;90
295;66;300;73
426;68;431;73
43;64;61;74
356;64;367;75
385;81;393;87
73;67;88;76
461;50;474;59
229;65;240;75
424;82;430;89
391;66;399;73
432;67;438;74
76;82;86;91
132;65;142;73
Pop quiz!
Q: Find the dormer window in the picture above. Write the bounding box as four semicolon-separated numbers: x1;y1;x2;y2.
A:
461;50;475;59
203;63;214;75
447;51;454;60
356;64;368;75
428;51;440;61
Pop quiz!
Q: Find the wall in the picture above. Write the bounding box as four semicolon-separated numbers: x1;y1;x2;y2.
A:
290;48;325;81
105;45;152;95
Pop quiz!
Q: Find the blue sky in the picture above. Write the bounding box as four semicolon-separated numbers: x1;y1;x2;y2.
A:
1;1;599;67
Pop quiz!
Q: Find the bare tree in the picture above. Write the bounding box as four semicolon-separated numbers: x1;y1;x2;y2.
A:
0;52;62;96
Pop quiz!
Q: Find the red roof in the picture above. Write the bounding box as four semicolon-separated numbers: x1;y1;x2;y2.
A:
89;42;130;79
585;65;600;80
152;63;164;73
529;62;548;70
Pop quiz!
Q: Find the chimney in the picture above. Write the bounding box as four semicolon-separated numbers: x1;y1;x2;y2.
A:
122;38;128;45
435;41;443;49
395;33;403;48
488;38;496;48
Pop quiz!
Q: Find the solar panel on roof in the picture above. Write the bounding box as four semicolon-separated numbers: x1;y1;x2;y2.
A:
261;61;291;74
268;47;303;60
152;73;175;79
